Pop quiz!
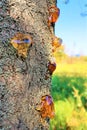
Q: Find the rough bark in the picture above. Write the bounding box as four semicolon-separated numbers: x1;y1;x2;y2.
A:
0;0;56;129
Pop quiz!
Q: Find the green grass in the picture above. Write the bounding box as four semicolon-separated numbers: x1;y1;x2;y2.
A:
50;61;87;130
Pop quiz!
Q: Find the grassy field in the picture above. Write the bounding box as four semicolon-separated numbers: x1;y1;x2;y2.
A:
50;60;87;130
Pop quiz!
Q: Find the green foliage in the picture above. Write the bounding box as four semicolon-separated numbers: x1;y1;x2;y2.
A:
51;74;86;101
50;99;74;130
50;73;87;130
81;90;87;111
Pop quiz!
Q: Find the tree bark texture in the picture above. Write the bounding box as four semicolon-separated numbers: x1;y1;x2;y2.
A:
0;0;56;129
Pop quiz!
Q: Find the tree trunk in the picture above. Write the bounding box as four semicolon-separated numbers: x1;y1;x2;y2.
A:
0;0;56;129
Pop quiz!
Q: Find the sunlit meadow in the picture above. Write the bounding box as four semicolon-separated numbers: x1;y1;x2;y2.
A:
50;54;87;130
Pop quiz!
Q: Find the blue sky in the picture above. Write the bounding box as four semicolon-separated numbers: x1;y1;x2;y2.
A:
55;0;87;56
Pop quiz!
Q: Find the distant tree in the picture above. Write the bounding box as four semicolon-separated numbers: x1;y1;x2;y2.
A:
53;44;67;62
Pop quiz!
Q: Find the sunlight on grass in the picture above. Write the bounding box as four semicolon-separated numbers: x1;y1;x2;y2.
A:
54;62;87;76
50;99;74;130
50;58;87;130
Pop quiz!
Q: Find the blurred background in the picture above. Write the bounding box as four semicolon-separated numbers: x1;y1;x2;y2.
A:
50;1;87;130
